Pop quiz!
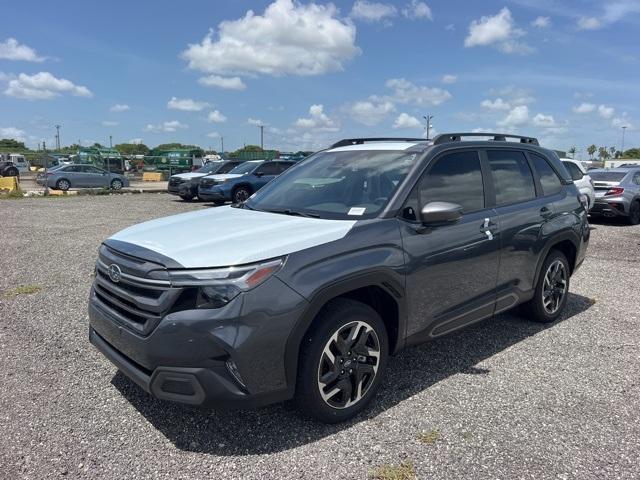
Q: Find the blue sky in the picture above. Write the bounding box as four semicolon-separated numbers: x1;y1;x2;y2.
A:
1;0;639;157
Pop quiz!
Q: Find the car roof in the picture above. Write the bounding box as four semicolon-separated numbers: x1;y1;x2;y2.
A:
327;142;423;152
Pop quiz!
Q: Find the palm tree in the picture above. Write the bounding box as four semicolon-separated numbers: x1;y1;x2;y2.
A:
568;146;577;159
587;144;597;159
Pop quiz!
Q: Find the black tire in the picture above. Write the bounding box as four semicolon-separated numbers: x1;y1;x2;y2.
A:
110;179;123;191
232;186;252;203
6;167;19;177
295;298;389;423
627;200;640;225
522;250;570;323
179;194;193;202
56;178;70;191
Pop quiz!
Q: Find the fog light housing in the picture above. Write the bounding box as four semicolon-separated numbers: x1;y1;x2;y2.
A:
225;359;246;389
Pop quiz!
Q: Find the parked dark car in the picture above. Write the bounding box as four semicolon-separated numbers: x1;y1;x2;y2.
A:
36;164;129;191
89;133;589;422
0;161;20;177
198;160;296;204
168;160;244;201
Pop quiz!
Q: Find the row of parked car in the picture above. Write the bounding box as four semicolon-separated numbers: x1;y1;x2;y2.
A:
560;158;640;224
167;159;296;204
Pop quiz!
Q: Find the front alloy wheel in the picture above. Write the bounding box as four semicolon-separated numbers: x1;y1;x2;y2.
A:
318;321;381;409
233;187;251;203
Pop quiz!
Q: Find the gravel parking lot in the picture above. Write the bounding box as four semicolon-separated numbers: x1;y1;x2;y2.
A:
1;194;639;479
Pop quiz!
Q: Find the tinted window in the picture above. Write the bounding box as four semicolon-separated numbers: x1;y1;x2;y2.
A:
196;162;222;173
229;162;260;175
419;151;485;213
562;161;584;181
218;162;239;174
633;172;640;185
532;153;562;195
86;166;104;174
279;161;295;173
589;171;627;182
64;165;81;172
256;163;280;175
488;150;536;205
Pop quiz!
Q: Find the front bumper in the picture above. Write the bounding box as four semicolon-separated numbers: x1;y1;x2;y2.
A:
88;275;308;409
197;186;227;201
167;182;186;195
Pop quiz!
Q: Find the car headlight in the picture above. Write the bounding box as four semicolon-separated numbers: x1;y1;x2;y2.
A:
167;258;284;309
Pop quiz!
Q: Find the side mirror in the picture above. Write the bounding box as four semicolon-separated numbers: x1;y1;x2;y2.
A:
420;201;463;225
255;171;264;177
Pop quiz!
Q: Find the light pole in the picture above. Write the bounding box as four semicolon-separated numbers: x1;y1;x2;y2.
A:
258;125;265;149
423;115;434;140
220;136;224;155
43;140;49;195
54;124;61;150
109;135;113;148
621;126;627;155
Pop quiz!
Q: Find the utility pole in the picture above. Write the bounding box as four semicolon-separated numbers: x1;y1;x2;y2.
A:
621;126;627;155
220;136;224;155
109;135;113;148
43;141;49;195
54;124;61;150
258;125;264;150
423;115;434;140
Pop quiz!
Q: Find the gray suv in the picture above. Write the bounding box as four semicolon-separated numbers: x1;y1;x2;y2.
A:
88;133;589;423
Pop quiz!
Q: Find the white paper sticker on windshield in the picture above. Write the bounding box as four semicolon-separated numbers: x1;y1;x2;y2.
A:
348;207;366;216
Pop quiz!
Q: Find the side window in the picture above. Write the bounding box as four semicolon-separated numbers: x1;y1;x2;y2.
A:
563;161;583;181
256;163;279;175
488;150;536;205
87;166;103;174
219;162;237;173
531;153;562;196
65;165;80;173
279;162;294;173
419;151;485;214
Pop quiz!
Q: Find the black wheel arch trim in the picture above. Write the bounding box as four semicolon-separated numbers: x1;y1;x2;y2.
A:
283;269;406;391
532;230;580;287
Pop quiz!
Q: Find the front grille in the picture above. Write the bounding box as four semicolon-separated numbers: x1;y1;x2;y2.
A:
93;245;182;336
169;177;184;186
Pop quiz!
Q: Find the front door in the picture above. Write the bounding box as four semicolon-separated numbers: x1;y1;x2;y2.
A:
252;162;280;189
400;149;500;342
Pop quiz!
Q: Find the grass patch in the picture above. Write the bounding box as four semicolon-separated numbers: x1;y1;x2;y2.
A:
370;461;415;480
0;188;25;199
417;430;440;445
3;284;42;297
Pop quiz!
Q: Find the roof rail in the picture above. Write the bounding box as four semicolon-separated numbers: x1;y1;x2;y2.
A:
432;132;539;146
330;137;428;148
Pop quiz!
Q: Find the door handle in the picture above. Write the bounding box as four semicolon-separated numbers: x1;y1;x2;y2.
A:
540;206;552;218
482;218;495;240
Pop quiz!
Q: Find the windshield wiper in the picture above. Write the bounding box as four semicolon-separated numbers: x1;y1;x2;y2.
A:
264;208;320;218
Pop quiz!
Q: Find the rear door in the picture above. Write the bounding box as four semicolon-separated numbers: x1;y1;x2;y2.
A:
400;149;500;341
485;149;556;304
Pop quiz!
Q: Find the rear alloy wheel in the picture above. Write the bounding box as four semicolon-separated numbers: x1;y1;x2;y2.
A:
296;298;388;423
233;186;251;203
56;179;70;191
523;250;570;323
110;179;123;191
627;201;640;225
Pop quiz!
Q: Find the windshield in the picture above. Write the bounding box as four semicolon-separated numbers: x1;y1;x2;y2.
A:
246;150;418;220
195;161;222;173
229;161;260;175
589;171;627;182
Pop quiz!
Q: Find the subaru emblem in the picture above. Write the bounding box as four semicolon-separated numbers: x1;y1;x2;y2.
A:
108;264;122;283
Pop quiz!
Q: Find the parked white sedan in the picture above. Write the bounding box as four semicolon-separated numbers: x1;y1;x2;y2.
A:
562;159;595;210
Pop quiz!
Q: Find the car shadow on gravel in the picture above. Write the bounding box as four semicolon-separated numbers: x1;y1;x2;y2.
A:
112;292;594;456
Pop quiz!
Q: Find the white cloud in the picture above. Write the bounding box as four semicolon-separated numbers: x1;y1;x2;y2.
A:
345;99;395;126
489;86;535;105
350;1;397;22
0;126;26;141
464;8;533;54
206;131;221;138
182;0;359;77
393;113;422;129
110;104;130;112
402;1;432;20
441;74;457;84
4;72;92;100
294;104;338;131
129;138;143;144
531;16;551;28
498;105;529;128
481;98;511;111
247;118;263;126
167;96;210;112
573;102;596;113
577;16;601;30
0;38;44;62
532;113;557;128
101;121;118;127
385;78;451;105
143;120;188;133
207;110;227;123
598;104;615;119
198;75;246;90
